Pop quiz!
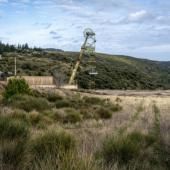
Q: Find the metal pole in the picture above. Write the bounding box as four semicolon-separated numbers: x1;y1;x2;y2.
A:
14;57;16;76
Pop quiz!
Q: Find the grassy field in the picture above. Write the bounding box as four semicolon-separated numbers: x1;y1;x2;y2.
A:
0;88;170;170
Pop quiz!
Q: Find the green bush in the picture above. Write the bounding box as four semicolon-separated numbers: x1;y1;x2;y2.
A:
0;116;29;140
30;130;75;156
28;111;42;125
80;108;94;119
97;131;156;165
56;99;71;108
30;89;42;97
47;93;63;102
63;108;82;123
83;96;104;105
0;139;27;169
96;107;112;119
9;110;28;122
10;95;50;112
0;116;29;169
3;78;30;99
108;103;122;112
23;130;75;169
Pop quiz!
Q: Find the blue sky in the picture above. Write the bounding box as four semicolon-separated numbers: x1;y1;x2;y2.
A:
0;0;170;61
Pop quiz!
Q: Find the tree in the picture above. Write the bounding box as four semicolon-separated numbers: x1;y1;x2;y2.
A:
3;78;30;99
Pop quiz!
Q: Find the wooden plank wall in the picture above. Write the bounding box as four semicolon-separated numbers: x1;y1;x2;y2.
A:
7;76;55;86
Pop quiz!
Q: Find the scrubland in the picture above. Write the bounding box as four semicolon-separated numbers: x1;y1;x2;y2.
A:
0;87;169;170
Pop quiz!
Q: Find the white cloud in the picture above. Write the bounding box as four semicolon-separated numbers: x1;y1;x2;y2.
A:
116;10;155;25
1;0;170;60
128;10;149;22
136;44;170;53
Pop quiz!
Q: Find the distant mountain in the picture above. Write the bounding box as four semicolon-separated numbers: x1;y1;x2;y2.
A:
0;50;170;89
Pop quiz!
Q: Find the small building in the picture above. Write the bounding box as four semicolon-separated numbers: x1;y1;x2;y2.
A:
7;76;57;88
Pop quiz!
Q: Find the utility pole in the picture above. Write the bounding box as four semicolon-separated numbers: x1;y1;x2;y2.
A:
14;56;16;76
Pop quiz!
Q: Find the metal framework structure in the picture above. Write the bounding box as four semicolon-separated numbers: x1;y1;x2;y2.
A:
68;28;98;85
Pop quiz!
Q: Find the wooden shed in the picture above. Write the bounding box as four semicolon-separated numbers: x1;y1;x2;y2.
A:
7;76;57;88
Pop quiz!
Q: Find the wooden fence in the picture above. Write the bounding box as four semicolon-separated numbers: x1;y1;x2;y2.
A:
7;76;56;87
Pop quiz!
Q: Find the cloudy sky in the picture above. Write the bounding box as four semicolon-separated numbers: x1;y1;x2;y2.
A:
0;0;170;61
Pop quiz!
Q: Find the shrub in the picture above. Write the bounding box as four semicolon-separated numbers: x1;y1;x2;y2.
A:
30;89;42;97
115;97;122;103
40;116;53;126
83;96;104;105
108;103;122;112
0;139;27;169
10;95;50;112
9;110;28;122
0;116;29;169
23;130;75;169
3;78;30;99
0;116;29;140
28;111;42;125
56;99;71;108
96;107;112;119
80;108;94;119
47;93;63;102
97;131;156;166
63;108;82;123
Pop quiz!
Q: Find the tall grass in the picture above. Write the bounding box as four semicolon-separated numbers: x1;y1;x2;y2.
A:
0;116;29;140
96;107;113;119
22;130;75;170
96;131;156;167
9;94;51;112
0;116;29;169
63;108;82;123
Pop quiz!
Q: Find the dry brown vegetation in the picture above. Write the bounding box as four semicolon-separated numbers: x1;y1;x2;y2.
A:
0;88;170;170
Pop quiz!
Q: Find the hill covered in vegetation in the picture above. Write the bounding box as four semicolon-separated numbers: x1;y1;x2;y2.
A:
0;42;170;89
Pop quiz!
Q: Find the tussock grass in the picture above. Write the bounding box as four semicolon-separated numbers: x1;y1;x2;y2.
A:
96;107;113;119
55;99;71;108
97;131;156;166
22;130;75;170
107;103;122;112
8;109;28;122
28;111;42;125
22;150;100;170
0;139;26;169
0;116;29;169
63;108;82;123
0;116;29;140
46;92;63;102
83;96;104;105
9;94;50;112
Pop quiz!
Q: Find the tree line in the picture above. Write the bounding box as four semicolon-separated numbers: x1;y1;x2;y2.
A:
0;41;42;54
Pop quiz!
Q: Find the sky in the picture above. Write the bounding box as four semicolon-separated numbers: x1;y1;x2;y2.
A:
0;0;170;61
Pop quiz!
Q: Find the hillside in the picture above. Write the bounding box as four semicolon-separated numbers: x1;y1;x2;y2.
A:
0;50;170;89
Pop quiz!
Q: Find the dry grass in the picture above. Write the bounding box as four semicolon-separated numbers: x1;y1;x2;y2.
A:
0;89;170;170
